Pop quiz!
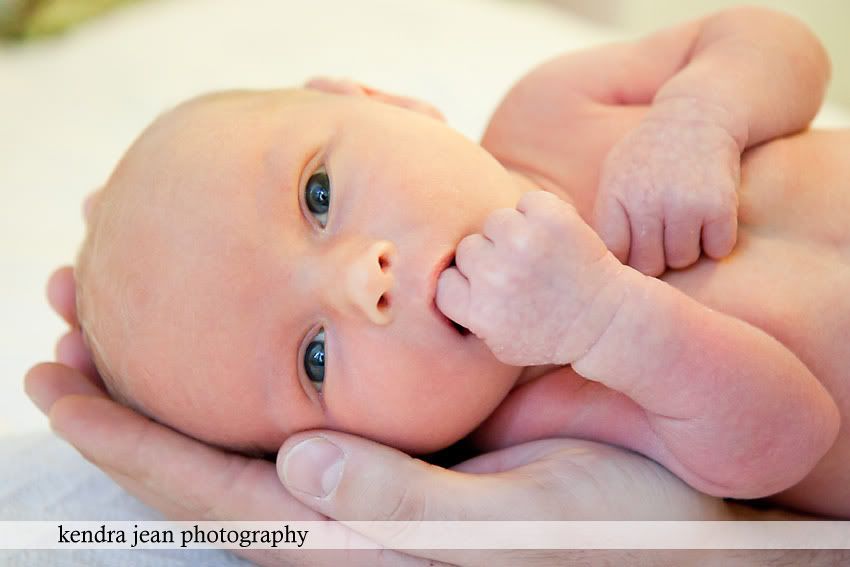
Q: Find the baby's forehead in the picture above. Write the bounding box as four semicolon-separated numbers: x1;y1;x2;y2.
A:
177;87;310;115
117;88;315;187
150;88;311;141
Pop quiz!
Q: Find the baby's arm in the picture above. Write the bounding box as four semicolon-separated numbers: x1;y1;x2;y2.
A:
555;6;829;146
571;266;839;498
438;191;839;499
536;6;830;274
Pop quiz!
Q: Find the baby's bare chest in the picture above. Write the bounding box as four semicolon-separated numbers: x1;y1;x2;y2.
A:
665;234;850;381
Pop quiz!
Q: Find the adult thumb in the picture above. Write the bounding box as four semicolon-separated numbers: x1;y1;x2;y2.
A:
277;431;529;522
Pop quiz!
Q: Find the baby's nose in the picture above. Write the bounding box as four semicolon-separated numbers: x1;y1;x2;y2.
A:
342;240;396;325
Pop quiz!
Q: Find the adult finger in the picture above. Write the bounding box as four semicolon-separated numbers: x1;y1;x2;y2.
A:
46;266;77;326
434;267;470;330
54;329;99;381
25;362;107;415
51;395;317;521
277;432;553;565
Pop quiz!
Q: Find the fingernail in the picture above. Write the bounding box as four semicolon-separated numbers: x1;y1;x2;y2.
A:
280;437;344;498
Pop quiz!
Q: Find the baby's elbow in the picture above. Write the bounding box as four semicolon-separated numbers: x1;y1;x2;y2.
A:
695;392;840;500
708;5;832;82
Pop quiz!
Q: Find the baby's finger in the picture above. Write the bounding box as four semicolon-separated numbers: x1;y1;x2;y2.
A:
702;214;738;260
592;197;630;264
435;268;470;329
663;219;702;270
515;189;564;214
47;266;77;326
452;233;490;279
482;207;526;248
627;215;665;276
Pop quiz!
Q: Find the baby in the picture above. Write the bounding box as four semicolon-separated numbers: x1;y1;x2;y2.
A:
75;6;849;518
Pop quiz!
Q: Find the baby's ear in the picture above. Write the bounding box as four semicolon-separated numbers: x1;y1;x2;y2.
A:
83;189;103;224
304;77;445;122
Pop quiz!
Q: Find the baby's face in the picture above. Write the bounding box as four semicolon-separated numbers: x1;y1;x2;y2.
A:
89;89;527;453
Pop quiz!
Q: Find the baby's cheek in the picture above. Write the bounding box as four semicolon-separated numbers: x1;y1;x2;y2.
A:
342;359;516;454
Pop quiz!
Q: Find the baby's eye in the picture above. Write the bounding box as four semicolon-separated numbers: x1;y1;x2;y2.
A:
304;329;325;391
305;169;330;227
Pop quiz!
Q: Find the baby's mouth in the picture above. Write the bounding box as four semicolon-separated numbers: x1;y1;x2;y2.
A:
451;318;470;336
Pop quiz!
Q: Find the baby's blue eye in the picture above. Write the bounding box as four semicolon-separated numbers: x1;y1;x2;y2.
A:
305;170;330;227
304;329;325;390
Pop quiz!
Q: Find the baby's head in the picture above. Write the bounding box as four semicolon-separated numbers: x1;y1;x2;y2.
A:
76;83;526;454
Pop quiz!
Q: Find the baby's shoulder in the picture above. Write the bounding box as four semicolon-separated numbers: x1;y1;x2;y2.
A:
481;77;646;218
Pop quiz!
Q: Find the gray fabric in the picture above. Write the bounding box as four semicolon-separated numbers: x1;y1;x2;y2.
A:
0;432;251;566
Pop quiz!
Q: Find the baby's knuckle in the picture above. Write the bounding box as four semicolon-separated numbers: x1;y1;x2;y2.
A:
705;194;737;220
505;226;532;254
533;203;570;231
484;207;514;234
622;193;655;219
674;190;711;218
599;166;629;198
454;235;483;265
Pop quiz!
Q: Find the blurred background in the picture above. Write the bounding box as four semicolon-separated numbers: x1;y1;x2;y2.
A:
1;0;848;439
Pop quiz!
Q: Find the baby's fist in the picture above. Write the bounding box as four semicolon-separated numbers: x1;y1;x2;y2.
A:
436;191;623;367
593;100;741;276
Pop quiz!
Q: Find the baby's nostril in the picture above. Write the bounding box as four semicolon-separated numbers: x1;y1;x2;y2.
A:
379;255;390;271
377;293;390;311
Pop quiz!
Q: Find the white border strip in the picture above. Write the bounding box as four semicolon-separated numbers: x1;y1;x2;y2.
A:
1;521;848;550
